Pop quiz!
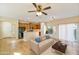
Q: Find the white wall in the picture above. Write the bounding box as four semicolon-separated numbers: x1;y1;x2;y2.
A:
53;25;59;38
40;22;47;35
0;22;2;39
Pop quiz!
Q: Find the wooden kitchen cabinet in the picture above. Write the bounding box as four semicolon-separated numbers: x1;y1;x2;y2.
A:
19;23;40;31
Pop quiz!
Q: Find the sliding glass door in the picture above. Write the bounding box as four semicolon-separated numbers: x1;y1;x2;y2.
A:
59;24;77;42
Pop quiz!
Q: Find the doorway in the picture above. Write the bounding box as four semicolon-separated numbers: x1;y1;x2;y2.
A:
18;27;25;39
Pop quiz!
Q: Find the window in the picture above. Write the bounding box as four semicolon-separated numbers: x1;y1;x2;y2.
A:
2;22;12;37
47;26;53;34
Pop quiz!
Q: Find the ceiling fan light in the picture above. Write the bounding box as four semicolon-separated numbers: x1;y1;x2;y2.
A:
36;12;42;16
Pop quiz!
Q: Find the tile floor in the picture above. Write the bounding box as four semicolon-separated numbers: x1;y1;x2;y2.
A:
0;37;79;55
0;38;35;55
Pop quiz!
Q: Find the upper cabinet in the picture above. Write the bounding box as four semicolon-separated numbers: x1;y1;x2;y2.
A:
19;22;40;31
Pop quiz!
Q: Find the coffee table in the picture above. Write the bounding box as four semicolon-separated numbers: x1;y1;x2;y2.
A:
41;41;76;55
52;41;67;54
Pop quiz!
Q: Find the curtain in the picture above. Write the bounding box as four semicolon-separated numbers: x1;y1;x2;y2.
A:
59;24;77;41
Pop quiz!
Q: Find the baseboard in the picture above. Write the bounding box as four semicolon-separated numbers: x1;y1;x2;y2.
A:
0;37;16;39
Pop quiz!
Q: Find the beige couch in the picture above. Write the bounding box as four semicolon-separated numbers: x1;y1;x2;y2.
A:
30;38;56;54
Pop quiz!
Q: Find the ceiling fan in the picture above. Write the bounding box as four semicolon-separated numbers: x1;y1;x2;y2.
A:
28;3;51;16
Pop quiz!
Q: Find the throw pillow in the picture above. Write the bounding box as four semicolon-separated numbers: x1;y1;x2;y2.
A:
35;36;41;43
45;35;50;39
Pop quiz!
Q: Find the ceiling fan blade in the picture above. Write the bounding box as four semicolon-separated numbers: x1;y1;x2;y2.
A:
32;3;37;8
42;12;47;15
43;6;51;10
28;11;36;12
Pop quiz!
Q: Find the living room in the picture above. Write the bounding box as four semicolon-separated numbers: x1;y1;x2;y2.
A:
0;3;79;55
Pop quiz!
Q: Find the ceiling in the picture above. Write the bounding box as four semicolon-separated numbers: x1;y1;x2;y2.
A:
0;3;79;22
